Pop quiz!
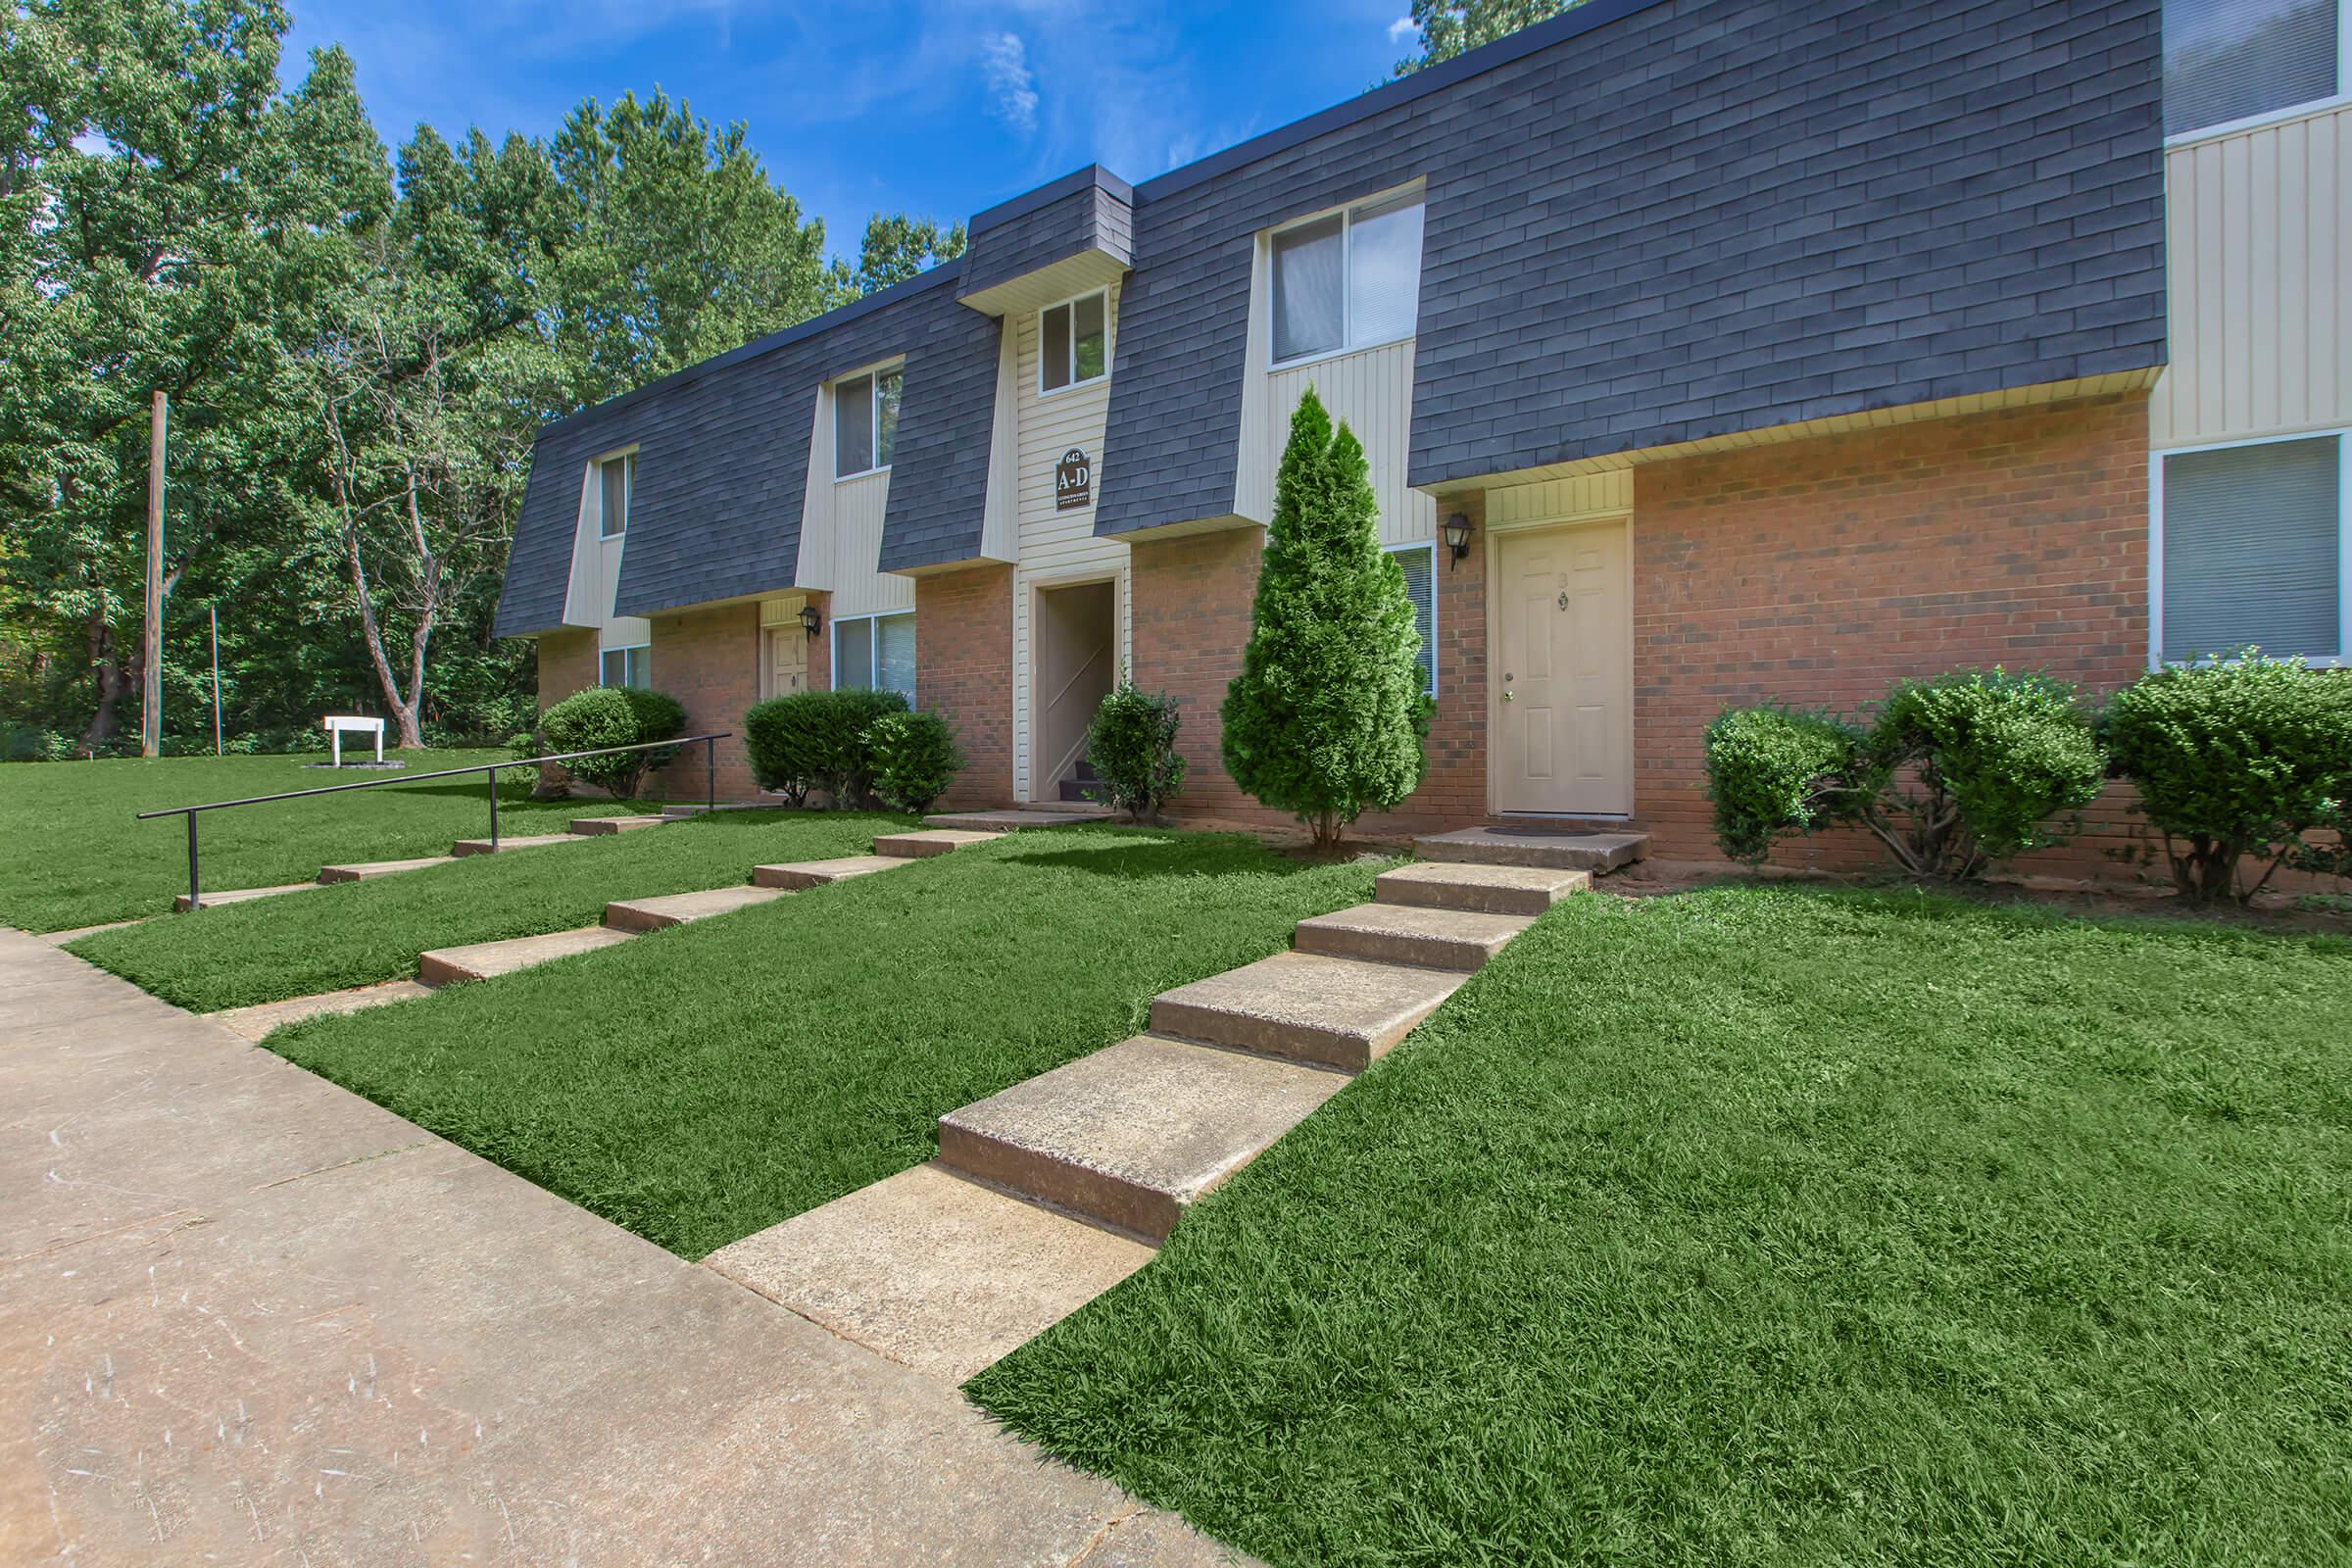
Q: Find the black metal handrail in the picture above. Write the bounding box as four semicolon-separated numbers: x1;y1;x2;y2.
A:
138;732;731;910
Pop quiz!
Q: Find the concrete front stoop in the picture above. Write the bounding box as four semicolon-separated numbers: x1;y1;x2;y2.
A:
709;826;1642;1387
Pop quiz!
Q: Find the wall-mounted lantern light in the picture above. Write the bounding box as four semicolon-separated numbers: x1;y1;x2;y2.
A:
800;604;822;640
1442;513;1474;569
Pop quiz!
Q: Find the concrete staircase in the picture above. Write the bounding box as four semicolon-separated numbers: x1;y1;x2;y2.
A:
178;813;675;912
706;824;1644;1384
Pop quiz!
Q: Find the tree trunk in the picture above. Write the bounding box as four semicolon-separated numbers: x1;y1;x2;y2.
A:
78;614;134;753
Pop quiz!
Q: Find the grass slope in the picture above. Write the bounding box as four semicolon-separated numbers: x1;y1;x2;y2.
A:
0;749;662;932
267;828;1387;1259
969;885;2352;1567
68;809;910;1011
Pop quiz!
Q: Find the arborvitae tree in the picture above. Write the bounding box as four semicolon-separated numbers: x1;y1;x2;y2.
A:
1221;386;1428;850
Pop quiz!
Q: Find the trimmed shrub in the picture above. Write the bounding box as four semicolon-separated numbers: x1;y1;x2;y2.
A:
1862;669;2105;877
1086;680;1188;823
865;710;965;813
744;687;909;808
1221;386;1427;848
1703;706;1870;863
2103;654;2352;906
537;686;687;799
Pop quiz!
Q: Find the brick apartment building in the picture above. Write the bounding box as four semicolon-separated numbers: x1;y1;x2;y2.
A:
494;0;2351;869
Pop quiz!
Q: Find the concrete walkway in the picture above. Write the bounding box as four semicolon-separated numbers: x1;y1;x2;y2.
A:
0;929;1236;1566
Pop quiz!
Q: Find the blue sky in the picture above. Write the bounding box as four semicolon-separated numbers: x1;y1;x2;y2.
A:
282;1;1426;266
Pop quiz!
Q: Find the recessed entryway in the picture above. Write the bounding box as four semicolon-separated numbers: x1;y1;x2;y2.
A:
1491;517;1633;815
1030;578;1116;802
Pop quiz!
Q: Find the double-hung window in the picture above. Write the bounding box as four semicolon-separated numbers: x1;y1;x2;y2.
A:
835;368;902;478
833;612;917;702
2156;432;2348;664
599;644;651;689
1040;291;1109;393
599;454;634;538
1270;191;1425;366
1388;542;1439;698
2163;0;2346;138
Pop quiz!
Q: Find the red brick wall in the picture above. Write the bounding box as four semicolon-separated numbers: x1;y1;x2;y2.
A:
536;630;597;712
1635;392;2152;872
633;603;763;802
916;565;1013;808
1128;503;1487;834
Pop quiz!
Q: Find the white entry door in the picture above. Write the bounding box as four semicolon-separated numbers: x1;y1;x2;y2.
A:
766;626;808;698
1494;519;1632;815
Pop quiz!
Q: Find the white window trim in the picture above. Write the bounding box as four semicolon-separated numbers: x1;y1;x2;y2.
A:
833;365;903;482
2162;1;2351;146
1386;540;1440;700
595;448;638;539
2148;426;2351;670
1267;185;1426;372
829;610;918;698
1037;288;1111;399
599;643;652;688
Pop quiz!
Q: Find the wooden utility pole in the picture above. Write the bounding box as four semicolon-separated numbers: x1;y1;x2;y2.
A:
141;390;167;758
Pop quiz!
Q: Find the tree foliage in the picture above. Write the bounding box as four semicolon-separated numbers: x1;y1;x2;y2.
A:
1221;386;1428;849
1393;0;1582;74
0;0;939;758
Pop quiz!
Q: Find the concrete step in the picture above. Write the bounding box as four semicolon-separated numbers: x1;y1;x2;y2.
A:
317;856;458;884
1414;826;1649;872
873;828;1004;858
1375;860;1590;915
937;1034;1348;1243
418;925;633;987
919;808;1110;831
1293;902;1534;971
208;979;432;1043
1150;951;1467;1072
603;884;790;932
450;832;587;858
706;1163;1152;1386
173;882;317;913
568;815;666;835
753;855;907;890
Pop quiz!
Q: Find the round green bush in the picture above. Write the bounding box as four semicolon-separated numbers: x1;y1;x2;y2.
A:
1870;668;2105;872
538;686;687;799
865;710;966;813
1086;681;1188;823
1702;705;1869;863
2103;655;2352;905
744;687;909;808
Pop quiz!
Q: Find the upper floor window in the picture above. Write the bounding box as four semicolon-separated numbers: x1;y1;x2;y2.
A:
1271;191;1425;366
599;454;634;539
2164;0;2344;138
2157;432;2346;665
1041;290;1109;394
835;368;902;479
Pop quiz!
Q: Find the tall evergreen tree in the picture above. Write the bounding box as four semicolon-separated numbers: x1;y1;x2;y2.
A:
1221;387;1428;850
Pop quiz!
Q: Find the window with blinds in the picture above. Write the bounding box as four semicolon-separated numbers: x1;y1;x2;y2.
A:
1271;192;1425;366
599;454;633;538
2163;0;2340;137
598;645;650;689
833;612;917;701
2160;435;2344;662
1390;543;1437;698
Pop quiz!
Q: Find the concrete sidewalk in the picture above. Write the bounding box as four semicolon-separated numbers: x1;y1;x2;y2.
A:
0;929;1234;1566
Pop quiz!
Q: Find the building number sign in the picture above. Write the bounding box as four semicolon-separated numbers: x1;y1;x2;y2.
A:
1054;448;1092;512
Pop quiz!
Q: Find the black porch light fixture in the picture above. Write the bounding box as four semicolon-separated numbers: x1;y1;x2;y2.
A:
799;604;822;640
1442;512;1473;568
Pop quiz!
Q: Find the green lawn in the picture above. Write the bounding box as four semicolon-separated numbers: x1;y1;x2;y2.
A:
264;828;1388;1258
68;808;911;1012
968;885;2352;1567
0;749;666;933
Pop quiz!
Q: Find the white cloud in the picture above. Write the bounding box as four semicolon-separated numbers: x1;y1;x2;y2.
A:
1387;15;1417;44
980;31;1039;133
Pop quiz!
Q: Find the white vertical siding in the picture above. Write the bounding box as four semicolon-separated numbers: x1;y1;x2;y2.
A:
1243;338;1437;547
561;456;650;651
1010;280;1130;803
2154;100;2352;448
1486;471;1635;529
796;378;914;619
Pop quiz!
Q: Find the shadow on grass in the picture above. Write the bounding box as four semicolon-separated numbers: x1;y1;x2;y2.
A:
1004;831;1360;881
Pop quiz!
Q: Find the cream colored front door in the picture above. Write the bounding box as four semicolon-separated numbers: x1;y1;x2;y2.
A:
1494;519;1632;815
766;626;808;698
